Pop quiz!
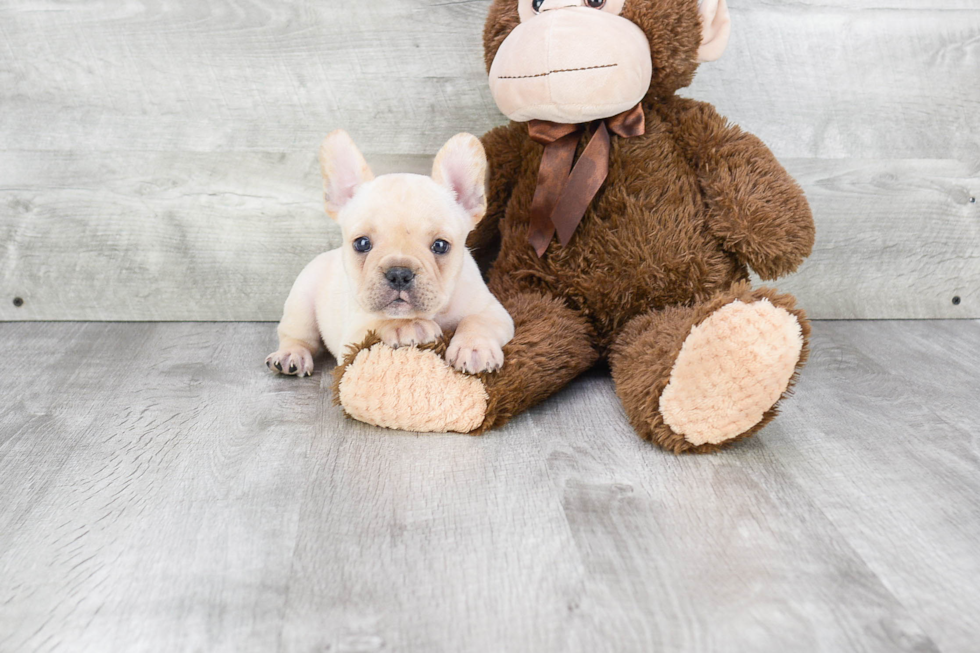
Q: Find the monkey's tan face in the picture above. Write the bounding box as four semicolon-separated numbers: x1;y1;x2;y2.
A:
338;175;470;319
489;0;653;123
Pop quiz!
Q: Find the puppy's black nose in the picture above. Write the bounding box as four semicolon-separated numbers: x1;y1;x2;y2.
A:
385;267;415;290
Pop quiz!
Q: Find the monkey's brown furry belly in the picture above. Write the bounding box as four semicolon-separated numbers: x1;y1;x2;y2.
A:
490;211;746;351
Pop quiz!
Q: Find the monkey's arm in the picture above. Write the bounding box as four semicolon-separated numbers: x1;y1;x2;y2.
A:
468;122;527;274
662;98;815;280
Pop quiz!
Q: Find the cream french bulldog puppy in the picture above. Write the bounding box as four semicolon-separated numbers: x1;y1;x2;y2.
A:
266;130;514;378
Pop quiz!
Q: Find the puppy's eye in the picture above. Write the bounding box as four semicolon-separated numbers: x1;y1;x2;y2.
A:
532;0;545;13
352;237;372;253
584;0;606;7
431;239;451;255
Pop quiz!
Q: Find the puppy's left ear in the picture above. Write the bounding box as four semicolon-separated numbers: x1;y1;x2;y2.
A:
432;133;488;227
697;0;732;63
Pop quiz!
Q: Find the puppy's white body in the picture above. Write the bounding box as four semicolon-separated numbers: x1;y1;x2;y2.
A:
277;245;510;367
268;134;514;378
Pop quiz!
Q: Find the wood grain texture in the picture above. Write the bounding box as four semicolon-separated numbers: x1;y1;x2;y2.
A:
1;0;979;320
0;0;976;158
0;0;497;155
2;320;980;652
767;320;980;653
0;323;326;653
684;4;980;160
753;159;980;319
519;375;939;653
2;155;975;320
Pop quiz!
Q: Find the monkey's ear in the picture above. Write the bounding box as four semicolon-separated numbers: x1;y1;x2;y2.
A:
319;130;374;220
432;133;488;227
697;0;732;62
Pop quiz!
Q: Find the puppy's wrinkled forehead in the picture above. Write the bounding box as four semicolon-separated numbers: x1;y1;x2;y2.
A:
341;174;464;234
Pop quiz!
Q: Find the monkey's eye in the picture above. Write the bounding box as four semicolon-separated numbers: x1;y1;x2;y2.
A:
352;237;372;253
585;0;606;7
532;0;545;13
431;239;451;255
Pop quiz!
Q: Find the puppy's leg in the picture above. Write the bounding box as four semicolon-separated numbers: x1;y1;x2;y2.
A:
374;319;443;349
267;255;328;377
268;336;317;377
446;300;513;374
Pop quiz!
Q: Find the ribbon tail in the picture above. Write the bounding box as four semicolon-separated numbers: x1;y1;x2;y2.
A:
551;122;611;247
527;132;578;258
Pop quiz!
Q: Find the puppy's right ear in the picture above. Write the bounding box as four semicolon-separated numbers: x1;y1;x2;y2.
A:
319;130;374;220
432;133;488;227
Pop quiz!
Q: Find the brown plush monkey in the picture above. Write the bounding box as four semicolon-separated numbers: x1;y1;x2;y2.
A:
333;0;815;453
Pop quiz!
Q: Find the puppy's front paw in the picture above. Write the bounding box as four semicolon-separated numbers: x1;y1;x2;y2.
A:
266;346;314;377
446;334;504;374
377;319;443;349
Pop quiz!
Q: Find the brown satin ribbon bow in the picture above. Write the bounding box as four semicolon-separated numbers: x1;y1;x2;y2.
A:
526;103;646;257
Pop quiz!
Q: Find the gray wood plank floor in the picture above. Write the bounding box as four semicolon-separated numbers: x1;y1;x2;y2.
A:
1;320;979;653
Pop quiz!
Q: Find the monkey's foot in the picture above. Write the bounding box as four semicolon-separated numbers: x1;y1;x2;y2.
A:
333;334;488;433
659;298;805;447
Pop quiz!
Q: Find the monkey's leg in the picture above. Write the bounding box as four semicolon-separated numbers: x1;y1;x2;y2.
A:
609;282;810;454
332;292;598;434
476;291;599;432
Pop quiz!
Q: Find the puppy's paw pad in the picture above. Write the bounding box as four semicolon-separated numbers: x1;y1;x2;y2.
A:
266;348;315;377
446;336;504;375
378;320;442;348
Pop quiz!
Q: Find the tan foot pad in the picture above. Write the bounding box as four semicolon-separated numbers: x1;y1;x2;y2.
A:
660;299;804;446
338;343;488;433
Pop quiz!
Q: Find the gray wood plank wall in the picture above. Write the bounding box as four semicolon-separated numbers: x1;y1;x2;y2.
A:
1;0;978;321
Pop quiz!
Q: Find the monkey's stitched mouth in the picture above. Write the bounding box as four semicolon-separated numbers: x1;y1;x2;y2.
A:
496;63;618;80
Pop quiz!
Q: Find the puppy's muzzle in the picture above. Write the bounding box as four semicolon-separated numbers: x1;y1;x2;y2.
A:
385;267;415;291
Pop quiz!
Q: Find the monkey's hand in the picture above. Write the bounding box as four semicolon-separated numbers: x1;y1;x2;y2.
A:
665;98;815;280
701;129;815;280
